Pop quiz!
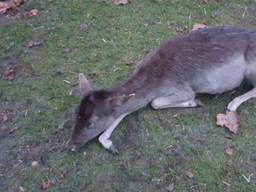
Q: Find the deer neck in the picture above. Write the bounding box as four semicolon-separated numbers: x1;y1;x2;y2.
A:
109;72;161;116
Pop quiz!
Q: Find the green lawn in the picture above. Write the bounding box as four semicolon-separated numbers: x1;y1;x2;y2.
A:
1;0;256;191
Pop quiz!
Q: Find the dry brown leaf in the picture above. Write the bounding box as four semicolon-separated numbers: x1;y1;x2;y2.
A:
3;114;8;122
0;114;8;123
13;0;23;6
79;23;88;32
0;1;11;14
112;0;129;5
0;0;24;14
28;9;38;17
9;127;17;134
175;27;184;33
89;69;101;77
27;39;43;48
216;113;226;127
144;22;149;28
225;147;234;156
40;180;50;190
166;183;174;192
225;111;240;133
192;23;207;31
166;20;176;29
123;58;134;65
185;171;194;178
19;186;25;192
31;161;39;166
3;66;16;80
216;111;240;134
0;2;7;14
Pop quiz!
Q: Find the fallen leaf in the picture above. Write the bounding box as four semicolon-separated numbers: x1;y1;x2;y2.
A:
27;9;38;17
225;147;234;156
31;161;39;166
0;114;8;123
80;23;88;32
192;23;207;31
28;39;43;48
40;180;50;190
112;0;129;5
89;69;101;77
226;111;240;133
59;173;64;179
216;113;226;127
216;111;240;134
8;127;17;134
13;0;23;6
166;183;174;192
19;186;25;192
175;26;184;33
166;20;176;29
3;114;8;122
3;66;16;80
124;58;134;65
0;0;24;14
0;2;10;14
185;171;194;178
144;22;149;28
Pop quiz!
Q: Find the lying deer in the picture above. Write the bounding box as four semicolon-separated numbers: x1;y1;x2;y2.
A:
67;26;256;154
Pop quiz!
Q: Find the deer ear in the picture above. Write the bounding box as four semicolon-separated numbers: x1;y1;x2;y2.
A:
79;73;93;96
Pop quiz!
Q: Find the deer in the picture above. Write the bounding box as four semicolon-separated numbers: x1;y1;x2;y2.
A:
66;26;256;154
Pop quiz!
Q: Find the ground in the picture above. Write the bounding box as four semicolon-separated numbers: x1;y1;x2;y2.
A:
1;0;256;191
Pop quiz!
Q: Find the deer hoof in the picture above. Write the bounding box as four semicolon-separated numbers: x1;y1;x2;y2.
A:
108;144;119;155
195;99;203;107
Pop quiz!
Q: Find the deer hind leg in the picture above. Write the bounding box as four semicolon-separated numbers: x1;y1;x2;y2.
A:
98;113;128;154
227;66;256;111
227;88;256;111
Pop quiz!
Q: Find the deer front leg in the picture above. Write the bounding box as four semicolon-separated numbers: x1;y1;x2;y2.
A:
151;91;201;110
227;88;256;111
98;113;128;154
151;86;202;109
152;98;202;109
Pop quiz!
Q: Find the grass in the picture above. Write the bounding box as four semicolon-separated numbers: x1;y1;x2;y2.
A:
1;0;256;191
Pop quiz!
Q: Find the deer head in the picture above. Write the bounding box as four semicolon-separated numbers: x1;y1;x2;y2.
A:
66;73;133;151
